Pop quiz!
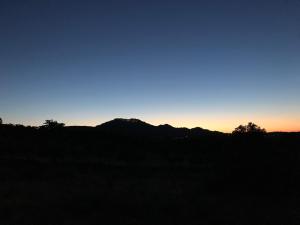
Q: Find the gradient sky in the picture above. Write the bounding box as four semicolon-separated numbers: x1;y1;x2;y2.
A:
1;0;300;132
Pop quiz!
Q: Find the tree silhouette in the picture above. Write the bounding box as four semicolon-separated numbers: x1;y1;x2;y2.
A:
0;118;2;125
40;119;65;129
233;125;247;134
232;122;266;135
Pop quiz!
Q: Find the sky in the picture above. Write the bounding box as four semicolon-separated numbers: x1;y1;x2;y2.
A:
0;0;300;132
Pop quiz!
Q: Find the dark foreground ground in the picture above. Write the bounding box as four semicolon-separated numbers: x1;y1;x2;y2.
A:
2;160;299;225
1;124;300;224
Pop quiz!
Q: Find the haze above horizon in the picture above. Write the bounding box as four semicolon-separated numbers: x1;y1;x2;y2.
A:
1;0;300;132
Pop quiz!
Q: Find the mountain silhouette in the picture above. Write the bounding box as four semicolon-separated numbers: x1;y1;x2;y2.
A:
98;118;154;130
96;118;217;138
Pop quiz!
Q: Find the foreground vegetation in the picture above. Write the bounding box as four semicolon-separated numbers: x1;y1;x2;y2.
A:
0;119;299;225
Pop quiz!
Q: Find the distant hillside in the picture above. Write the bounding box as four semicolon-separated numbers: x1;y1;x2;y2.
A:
96;118;221;138
98;118;154;130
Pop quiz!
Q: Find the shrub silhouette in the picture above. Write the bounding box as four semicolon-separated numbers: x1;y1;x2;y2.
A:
40;119;65;129
232;122;266;135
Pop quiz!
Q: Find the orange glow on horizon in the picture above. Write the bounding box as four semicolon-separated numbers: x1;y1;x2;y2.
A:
63;115;300;133
13;111;298;133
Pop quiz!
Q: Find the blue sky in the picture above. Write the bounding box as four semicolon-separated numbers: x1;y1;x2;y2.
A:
0;0;300;131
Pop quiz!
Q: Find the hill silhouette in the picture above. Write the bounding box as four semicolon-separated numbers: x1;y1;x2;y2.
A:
96;118;156;136
96;118;220;138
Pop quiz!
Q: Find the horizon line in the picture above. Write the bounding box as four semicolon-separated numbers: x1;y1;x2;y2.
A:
1;117;300;133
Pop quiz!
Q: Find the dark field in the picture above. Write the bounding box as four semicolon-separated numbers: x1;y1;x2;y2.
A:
2;161;298;225
1;123;300;225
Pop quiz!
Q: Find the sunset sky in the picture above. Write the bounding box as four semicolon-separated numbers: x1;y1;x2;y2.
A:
1;0;300;132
